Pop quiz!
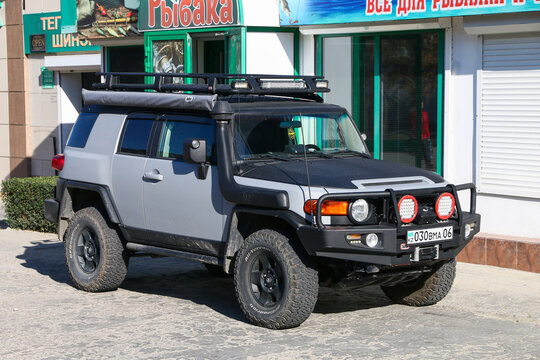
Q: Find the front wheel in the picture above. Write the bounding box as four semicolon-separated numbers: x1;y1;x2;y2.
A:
65;207;129;292
234;229;318;329
381;258;456;306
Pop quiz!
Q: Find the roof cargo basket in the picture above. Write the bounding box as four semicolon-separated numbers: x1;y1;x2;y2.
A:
93;73;330;102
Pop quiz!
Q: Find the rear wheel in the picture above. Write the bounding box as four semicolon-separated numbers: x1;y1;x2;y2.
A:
381;259;456;306
234;229;318;329
65;207;129;292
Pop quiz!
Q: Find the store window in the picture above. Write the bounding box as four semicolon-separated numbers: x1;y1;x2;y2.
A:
107;46;145;83
318;31;443;174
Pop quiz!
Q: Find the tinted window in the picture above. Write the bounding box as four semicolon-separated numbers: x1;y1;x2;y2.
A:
119;118;154;155
67;112;98;148
157;117;215;160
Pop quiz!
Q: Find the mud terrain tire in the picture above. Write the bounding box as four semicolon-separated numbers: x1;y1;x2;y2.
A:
65;207;128;292
381;259;456;306
234;229;318;329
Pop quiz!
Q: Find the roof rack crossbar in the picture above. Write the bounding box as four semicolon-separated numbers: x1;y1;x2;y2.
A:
92;72;329;101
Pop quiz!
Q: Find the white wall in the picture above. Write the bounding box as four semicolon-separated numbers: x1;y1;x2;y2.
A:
246;32;294;75
241;0;280;27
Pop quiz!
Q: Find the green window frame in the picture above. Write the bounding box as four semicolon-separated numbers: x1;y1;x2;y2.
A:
316;30;445;175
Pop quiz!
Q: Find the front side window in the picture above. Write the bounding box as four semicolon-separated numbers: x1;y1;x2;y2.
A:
234;112;368;160
157;117;215;161
119;117;154;155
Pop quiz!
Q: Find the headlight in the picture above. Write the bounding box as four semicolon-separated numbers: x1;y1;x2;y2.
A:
350;199;369;223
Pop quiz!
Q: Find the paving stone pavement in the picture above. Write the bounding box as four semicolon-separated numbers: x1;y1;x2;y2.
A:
0;227;539;360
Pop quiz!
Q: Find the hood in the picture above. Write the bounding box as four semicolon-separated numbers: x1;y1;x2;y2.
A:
238;157;444;189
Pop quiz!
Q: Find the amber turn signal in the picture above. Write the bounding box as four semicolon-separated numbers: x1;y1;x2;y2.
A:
304;200;349;216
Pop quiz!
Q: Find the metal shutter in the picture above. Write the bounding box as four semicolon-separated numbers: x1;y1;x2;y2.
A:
480;34;540;198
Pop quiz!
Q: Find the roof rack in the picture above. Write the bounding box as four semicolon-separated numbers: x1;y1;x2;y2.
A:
93;72;330;102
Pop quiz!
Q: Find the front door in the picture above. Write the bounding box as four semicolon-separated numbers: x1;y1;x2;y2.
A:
142;114;225;255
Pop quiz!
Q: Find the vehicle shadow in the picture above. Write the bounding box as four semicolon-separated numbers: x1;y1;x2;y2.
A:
17;241;393;324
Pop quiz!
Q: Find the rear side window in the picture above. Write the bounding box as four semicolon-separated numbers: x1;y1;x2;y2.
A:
67;113;98;148
119;116;154;155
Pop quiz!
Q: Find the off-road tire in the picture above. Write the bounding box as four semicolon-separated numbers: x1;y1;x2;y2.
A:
381;258;456;306
65;207;128;292
234;229;318;329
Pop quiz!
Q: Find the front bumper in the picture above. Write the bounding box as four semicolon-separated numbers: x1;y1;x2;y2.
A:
297;212;480;266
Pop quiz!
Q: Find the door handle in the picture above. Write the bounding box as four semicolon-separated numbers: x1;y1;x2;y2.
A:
143;170;164;182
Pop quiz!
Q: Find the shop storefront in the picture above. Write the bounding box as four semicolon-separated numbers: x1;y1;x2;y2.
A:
59;0;299;81
286;2;540;243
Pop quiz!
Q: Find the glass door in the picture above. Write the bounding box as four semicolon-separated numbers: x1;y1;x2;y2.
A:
380;33;439;172
146;33;191;83
225;28;244;74
318;30;443;174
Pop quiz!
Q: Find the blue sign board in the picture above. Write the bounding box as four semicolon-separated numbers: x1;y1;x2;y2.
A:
279;0;540;25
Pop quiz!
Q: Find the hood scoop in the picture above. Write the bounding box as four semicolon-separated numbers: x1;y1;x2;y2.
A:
351;176;441;191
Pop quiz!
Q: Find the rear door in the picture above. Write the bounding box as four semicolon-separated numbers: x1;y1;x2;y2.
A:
111;113;156;238
142;114;225;255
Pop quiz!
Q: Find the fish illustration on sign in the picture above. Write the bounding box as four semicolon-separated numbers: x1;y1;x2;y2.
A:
280;0;291;17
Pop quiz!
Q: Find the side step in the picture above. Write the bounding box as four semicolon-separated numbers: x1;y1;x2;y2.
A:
126;242;222;266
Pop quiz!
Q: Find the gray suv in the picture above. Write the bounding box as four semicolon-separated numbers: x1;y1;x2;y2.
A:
45;73;480;329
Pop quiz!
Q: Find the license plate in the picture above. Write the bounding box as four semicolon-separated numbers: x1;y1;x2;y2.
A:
407;226;453;245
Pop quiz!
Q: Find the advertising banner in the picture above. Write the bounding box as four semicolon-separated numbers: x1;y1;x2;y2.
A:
138;0;239;31
23;12;100;54
279;0;540;26
60;0;141;40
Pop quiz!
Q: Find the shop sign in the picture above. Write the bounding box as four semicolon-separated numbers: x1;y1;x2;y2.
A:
139;0;239;31
23;12;100;54
41;67;55;89
30;34;47;52
279;0;540;26
60;0;141;40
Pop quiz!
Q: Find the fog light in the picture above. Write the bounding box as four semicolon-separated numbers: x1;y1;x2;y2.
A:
465;222;475;238
365;233;379;248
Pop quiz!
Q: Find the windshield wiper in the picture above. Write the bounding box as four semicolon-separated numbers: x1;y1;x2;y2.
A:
248;153;293;162
332;150;371;158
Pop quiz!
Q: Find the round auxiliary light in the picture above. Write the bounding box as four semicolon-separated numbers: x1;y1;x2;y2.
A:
350;199;369;223
398;195;418;223
435;192;455;220
365;233;379;248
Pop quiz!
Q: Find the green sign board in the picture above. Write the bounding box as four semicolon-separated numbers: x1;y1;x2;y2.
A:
41;67;55;89
139;0;239;31
23;12;101;54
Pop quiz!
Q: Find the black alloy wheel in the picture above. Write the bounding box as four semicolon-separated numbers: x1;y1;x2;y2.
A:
75;227;100;273
249;250;284;307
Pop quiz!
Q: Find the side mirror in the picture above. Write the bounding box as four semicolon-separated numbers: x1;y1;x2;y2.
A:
183;138;207;164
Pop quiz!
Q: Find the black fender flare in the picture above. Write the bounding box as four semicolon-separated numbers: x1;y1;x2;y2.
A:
58;179;121;224
222;206;310;273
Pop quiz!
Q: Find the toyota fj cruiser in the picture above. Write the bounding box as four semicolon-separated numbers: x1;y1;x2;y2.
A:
45;73;480;329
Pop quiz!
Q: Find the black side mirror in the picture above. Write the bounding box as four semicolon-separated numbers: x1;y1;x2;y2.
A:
183;138;207;164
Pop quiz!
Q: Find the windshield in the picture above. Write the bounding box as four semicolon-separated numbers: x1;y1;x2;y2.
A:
234;112;368;160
